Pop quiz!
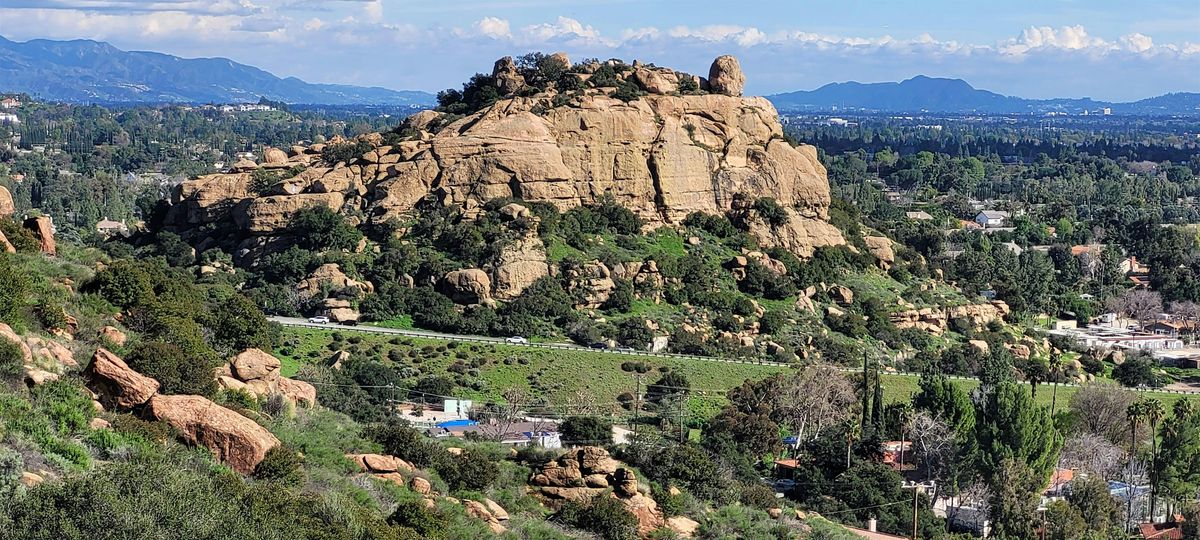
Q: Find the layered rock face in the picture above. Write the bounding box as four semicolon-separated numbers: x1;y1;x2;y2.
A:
165;55;843;261
889;301;1010;335
530;446;664;535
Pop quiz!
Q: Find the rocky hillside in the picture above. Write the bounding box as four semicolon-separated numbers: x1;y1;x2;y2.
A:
163;54;844;266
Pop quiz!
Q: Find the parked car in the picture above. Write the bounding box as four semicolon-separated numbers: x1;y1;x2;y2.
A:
307;316;330;324
339;319;358;326
589;342;608;350
505;336;528;344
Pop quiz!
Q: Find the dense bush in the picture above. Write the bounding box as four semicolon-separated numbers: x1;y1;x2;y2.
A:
561;416;613;446
556;493;639;540
291;205;363;252
125;342;218;396
321;139;374;165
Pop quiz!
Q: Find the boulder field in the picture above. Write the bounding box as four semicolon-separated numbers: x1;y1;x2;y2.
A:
163;54;844;265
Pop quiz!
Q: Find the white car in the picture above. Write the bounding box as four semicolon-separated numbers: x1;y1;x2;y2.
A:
505;336;529;344
307;316;331;324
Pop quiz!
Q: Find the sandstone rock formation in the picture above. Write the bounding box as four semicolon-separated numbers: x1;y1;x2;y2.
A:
98;326;128;347
164;55;842;263
85;348;160;410
889;301;1010;335
23;216;55;256
567;260;616;309
440;268;492;305
297;263;374;297
864;236;896;269
346;453;415;474
220;348;316;406
147;393;280;475
0;229;14;253
530;446;663;535
0;185;13;218
708;55;745;97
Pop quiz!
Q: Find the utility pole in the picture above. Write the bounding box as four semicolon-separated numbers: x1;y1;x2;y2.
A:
677;391;686;443
903;481;932;540
632;372;643;437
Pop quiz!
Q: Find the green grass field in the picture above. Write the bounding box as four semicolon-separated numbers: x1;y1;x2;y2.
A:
277;327;1192;420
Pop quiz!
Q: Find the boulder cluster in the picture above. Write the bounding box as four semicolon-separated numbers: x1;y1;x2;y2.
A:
529;446;666;536
80;346;306;475
888;301;1011;335
347;452;511;534
0;322;78;387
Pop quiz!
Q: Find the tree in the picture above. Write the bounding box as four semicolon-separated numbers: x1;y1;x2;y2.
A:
1068;382;1139;445
975;382;1062;485
87;259;154;309
1113;352;1161;388
988;458;1041;540
291;205;362;252
206;293;275;355
1066;474;1123;535
1107;289;1163;330
125;341;218;396
556;493;639;540
561;416;613;446
1156;399;1200;507
1043;499;1085;540
645;371;689;403
1142;399;1165;518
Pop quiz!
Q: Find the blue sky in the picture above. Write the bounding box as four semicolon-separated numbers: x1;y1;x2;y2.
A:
1;0;1197;100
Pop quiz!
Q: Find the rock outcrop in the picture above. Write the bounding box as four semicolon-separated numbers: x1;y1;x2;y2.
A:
23;216;55;256
708;55;745;97
440;268;492;305
219;348;316;406
0;185;13;218
297;263;374;297
164;55;842;263
85;348;160;410
530;446;664;535
864;236;896;269
147;394;280;475
890;301;1010;335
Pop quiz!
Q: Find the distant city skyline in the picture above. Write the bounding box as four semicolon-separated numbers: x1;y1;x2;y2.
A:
2;0;1197;101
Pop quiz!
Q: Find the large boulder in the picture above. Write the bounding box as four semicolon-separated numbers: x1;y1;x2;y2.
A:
98;326;127;347
147;394;280;475
297;263;373;297
23;216;55;256
262;147;289;165
0;323;32;364
230;348;281;381
440;269;492;305
85;348;159;410
0;185;13;218
492;56;526;94
492;236;550;300
277;377;317;406
864;236;896;270
708;55;745;97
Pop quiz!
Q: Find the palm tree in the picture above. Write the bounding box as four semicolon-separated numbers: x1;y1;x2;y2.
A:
1047;352;1066;416
1143;399;1165;520
844;418;861;470
1125;400;1147;532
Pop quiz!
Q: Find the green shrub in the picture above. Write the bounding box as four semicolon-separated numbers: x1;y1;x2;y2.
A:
388;499;448;539
0;338;22;379
557;493;639;540
0;253;30;324
254;445;304;485
125;342;218;396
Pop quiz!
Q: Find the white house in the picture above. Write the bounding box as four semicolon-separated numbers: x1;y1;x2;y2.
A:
974;210;1010;228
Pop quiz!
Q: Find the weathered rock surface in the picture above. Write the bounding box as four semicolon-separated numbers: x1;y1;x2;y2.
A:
85;348;160;410
708;55;745;97
98;326;128;347
530;446;663;535
164;56;841;261
0;185;14;218
864;235;896;269
297;263;374;297
0;229;14;253
231;348;281;381
0;323;32;364
440;268;492;305
23;216;55;256
890;301;1010;335
147;394;280;475
346;453;414;474
492;235;549;300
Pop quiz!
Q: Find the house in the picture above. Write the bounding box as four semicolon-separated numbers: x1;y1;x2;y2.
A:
0;97;19;109
1138;516;1185;539
433;419;563;448
1051;319;1078;330
0;113;18;124
1001;242;1023;255
1148;320;1194;339
905;211;933;221
974;210;1010;228
95;218;128;237
1044;468;1075;497
959;219;983;230
1121;256;1150;275
844;519;908;540
880;441;914;472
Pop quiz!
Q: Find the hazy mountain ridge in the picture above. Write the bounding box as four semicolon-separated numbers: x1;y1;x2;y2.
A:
0;36;436;106
768;75;1200;115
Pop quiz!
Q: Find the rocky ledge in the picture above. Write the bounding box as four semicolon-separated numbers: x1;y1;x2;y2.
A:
164;54;843;263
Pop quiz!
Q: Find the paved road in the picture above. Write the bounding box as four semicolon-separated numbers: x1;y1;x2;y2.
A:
268;316;790;368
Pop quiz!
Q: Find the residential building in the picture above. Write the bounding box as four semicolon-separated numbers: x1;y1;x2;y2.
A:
905;210;933;221
0;113;18;124
974;210;1010;228
0;97;19;109
95;218;128;237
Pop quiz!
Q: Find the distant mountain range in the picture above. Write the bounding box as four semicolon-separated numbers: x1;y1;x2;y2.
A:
767;75;1200;115
0;36;436;106
2;36;1196;114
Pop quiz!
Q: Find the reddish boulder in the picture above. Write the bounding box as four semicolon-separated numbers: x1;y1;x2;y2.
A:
85;348;159;410
147;394;280;475
22;216;56;256
98;326;128;347
277;377;317;406
0;185;14;218
231;348;281;381
0;323;32;364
